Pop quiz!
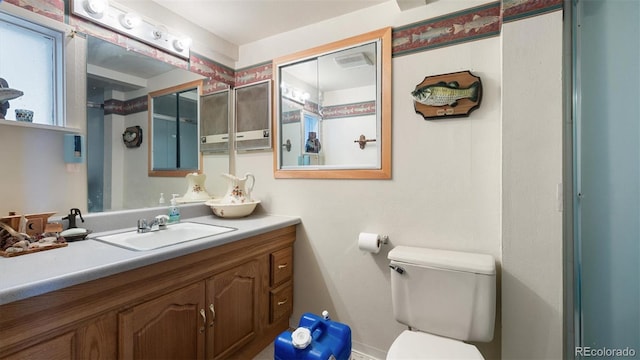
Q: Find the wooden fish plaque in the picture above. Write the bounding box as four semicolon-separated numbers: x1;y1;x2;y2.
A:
412;70;482;120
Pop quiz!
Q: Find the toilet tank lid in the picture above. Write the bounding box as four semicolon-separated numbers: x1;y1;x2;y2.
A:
388;246;495;275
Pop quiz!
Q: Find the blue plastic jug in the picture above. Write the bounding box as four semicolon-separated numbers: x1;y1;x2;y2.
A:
275;312;352;360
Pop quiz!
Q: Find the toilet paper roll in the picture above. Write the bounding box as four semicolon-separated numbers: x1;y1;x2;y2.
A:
358;232;381;254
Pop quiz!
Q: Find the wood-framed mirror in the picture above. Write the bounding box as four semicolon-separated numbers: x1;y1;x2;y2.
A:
273;27;392;179
148;79;204;177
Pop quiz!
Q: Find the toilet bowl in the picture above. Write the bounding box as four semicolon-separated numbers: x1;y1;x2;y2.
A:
386;246;496;359
387;330;483;359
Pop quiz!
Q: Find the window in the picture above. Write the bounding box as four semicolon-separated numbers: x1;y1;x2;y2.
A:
0;12;64;126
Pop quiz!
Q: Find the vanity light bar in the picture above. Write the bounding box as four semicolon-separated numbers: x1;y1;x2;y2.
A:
71;0;191;59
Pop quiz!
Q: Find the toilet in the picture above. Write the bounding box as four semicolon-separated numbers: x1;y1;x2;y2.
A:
386;246;496;359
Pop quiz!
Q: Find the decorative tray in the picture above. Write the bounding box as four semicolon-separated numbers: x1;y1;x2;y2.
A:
0;221;67;258
0;242;68;258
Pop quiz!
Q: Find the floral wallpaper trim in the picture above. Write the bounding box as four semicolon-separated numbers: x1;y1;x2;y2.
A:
202;79;231;95
502;0;563;23
5;0;64;22
235;62;273;87
104;96;147;116
392;2;501;57
322;101;376;120
189;51;235;89
282;110;301;124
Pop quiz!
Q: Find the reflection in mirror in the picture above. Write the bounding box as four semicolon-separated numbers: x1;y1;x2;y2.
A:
149;81;202;176
200;90;230;153
273;27;391;179
86;36;227;213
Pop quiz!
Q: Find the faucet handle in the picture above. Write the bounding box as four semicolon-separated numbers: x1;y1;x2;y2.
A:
155;215;169;229
137;219;148;233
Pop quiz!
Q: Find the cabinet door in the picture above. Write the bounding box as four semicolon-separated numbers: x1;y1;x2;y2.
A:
235;81;271;151
207;259;260;360
4;332;75;360
119;282;206;360
200;90;230;153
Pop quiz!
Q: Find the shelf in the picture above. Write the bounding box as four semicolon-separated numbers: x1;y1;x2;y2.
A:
0;118;81;133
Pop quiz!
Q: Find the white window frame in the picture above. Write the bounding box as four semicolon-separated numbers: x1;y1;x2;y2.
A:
0;10;65;126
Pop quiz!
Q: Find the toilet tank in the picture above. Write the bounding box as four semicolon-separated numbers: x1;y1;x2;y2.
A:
388;246;496;342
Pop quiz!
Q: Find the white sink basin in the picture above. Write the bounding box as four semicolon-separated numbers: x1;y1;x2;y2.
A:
94;222;236;251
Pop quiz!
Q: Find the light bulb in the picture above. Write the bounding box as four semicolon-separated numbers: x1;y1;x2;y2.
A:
84;0;107;16
173;37;191;52
120;12;141;29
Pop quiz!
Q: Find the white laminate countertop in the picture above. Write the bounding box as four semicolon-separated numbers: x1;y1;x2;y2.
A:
0;212;300;306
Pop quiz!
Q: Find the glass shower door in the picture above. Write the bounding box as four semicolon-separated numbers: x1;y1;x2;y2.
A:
574;0;640;358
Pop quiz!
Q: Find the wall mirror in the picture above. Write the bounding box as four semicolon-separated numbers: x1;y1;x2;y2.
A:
273;27;392;179
148;80;202;176
86;35;228;212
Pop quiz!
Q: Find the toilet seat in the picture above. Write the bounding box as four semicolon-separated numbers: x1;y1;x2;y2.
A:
387;330;484;359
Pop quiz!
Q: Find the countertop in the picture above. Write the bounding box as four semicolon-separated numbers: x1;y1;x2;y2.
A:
0;212;300;306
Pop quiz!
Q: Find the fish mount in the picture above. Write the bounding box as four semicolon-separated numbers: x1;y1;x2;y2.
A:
412;70;482;120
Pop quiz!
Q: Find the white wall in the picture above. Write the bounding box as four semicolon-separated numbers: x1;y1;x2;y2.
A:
501;12;564;359
237;2;502;358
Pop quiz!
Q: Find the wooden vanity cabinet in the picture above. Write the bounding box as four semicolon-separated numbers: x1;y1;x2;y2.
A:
0;225;295;360
119;281;206;359
208;259;261;359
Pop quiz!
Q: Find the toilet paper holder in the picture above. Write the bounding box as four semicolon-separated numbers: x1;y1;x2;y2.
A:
358;232;390;254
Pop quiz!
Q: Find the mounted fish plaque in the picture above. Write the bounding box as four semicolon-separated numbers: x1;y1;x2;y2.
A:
412;70;482;120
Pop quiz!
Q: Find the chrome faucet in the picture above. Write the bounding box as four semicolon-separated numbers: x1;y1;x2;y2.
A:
137;215;169;233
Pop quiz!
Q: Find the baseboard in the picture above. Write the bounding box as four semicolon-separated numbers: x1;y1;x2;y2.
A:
351;340;387;360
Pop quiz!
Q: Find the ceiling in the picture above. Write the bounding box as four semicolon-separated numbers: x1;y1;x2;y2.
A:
150;0;389;46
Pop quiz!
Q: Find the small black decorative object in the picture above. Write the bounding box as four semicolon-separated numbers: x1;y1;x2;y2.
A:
123;125;143;148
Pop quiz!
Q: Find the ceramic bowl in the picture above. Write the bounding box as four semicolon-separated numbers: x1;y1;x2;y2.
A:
15;109;33;122
205;199;260;218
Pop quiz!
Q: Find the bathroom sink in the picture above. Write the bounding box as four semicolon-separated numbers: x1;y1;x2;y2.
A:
93;222;236;251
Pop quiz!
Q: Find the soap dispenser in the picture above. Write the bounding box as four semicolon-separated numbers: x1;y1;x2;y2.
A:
168;194;180;223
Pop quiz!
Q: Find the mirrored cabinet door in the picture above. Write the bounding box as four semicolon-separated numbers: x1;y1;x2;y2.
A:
148;80;203;177
200;89;230;153
234;80;272;151
273;27;392;179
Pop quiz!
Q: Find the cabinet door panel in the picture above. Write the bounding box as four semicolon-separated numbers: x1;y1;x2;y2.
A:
4;332;75;360
119;282;205;360
207;260;260;359
76;312;117;359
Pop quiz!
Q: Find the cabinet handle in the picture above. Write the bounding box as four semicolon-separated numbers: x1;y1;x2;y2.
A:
277;298;288;306
209;303;215;327
199;308;206;333
277;263;288;269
